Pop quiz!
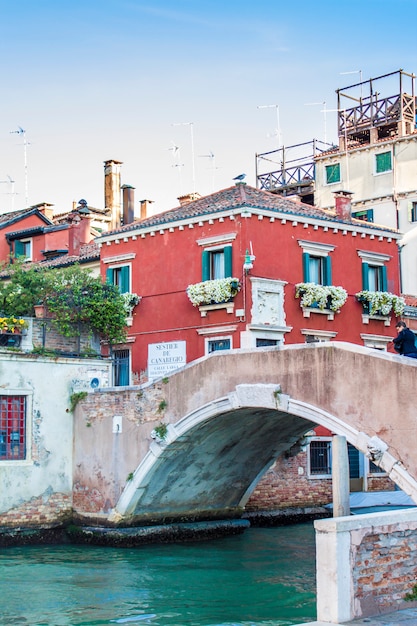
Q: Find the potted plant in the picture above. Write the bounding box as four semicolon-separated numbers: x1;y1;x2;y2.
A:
355;290;405;316
0;316;28;334
295;283;348;313
186;277;241;307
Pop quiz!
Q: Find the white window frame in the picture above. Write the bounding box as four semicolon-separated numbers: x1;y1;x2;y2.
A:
360;333;392;351
374;150;392;176
307;437;332;479
301;329;338;343
204;334;233;356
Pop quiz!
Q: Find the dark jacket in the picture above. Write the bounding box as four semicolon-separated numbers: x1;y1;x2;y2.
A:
393;327;417;357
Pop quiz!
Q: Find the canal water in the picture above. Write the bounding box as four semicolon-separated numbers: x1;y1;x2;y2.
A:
0;523;316;626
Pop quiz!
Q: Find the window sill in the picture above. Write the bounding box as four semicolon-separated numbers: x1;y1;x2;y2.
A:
302;307;335;321
362;313;391;326
198;302;235;317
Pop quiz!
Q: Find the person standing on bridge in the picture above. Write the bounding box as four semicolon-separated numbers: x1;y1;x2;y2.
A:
393;321;417;359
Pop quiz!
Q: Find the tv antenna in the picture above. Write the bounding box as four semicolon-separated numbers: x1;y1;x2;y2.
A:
257;104;282;148
172;122;196;194
168;142;184;194
198;151;217;192
304;101;328;144
10;126;29;207
0;175;17;212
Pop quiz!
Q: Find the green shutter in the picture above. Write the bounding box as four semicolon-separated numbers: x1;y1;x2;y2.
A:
326;163;340;184
324;256;332;286
120;266;130;293
202;250;210;281
381;265;388;292
362;262;369;290
224;246;232;278
106;268;114;284
14;240;24;258
376;152;392;173
302;252;310;282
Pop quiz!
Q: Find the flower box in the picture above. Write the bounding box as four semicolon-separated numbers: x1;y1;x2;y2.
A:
295;283;348;314
186;277;241;307
355;291;405;317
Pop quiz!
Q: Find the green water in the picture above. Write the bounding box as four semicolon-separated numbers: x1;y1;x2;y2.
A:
0;524;316;626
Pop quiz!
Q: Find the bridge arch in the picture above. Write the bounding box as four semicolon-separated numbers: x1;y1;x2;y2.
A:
110;342;417;524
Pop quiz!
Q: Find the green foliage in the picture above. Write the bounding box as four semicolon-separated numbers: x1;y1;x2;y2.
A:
153;422;168;440
157;399;167;413
162;377;169;384
69;391;88;413
0;262;128;345
404;583;417;601
126;472;134;481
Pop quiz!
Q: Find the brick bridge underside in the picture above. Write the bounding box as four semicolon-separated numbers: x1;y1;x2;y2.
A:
74;342;417;526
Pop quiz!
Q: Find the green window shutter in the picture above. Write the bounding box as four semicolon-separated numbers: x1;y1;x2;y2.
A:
14;240;24;258
381;265;388;292
202;250;210;281
224;246;232;278
302;252;310;282
325;163;340;184
106;268;114;284
120;266;130;293
362;262;369;290
324;256;332;286
376;152;392;173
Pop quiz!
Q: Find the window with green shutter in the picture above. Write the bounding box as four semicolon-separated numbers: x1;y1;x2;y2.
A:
325;163;341;185
106;265;130;293
375;151;392;174
14;239;31;260
362;262;387;291
302;252;332;285
202;245;232;281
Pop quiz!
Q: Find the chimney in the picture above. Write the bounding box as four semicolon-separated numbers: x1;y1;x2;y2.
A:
68;199;91;255
334;190;353;221
139;199;154;220
32;202;54;221
177;192;201;206
121;184;135;225
104;159;123;230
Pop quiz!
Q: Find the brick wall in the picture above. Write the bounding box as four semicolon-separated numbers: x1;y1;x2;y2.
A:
31;318;99;355
0;493;72;528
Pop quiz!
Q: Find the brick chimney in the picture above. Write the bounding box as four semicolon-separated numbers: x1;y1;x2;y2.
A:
177;192;201;206
68;200;92;255
334;190;353;220
121;184;135;225
32;202;54;222
139;199;154;220
104;159;122;230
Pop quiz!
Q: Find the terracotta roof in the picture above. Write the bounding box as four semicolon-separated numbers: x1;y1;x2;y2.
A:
100;183;398;237
37;242;100;268
0;207;53;229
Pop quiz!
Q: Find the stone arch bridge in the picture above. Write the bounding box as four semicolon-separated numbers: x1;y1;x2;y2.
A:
73;342;417;525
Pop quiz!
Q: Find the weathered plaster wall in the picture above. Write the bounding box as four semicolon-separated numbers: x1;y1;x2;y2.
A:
0;352;111;527
315;508;417;622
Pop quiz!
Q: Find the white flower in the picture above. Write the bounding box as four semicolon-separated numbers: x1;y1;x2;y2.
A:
355;291;405;316
121;292;141;315
295;283;348;312
187;277;241;307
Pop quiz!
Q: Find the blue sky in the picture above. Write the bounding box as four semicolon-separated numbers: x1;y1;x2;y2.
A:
1;0;417;215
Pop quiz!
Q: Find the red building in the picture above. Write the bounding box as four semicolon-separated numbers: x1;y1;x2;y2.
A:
96;182;402;385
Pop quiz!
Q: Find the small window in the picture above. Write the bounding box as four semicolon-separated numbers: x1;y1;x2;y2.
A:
353;209;374;223
256;338;279;347
325;163;340;185
309;439;332;477
113;349;130;386
409;202;417;223
106;265;130;293
202;246;232;281
207;338;231;353
0;396;26;460
375;151;392;174
302;253;331;285
362;263;387;292
15;239;32;261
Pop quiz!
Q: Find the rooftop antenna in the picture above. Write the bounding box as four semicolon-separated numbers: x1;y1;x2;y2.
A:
340;70;363;100
198;151;217;192
304;101;328;144
172;122;195;194
257;104;282;148
10;126;29;207
0;175;17;212
168;142;184;194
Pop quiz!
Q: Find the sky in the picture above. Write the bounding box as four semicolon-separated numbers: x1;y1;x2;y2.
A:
1;0;417;217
